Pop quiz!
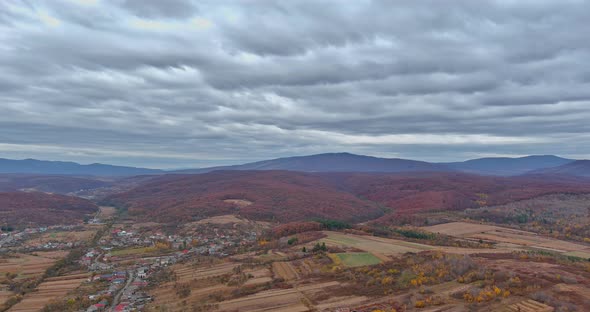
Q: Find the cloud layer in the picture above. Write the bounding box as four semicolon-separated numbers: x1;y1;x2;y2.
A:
1;0;590;168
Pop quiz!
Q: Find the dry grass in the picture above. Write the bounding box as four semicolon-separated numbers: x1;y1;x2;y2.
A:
8;273;89;312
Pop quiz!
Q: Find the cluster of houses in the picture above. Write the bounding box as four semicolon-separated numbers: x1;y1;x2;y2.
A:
74;222;263;311
0;224;81;251
82;256;182;312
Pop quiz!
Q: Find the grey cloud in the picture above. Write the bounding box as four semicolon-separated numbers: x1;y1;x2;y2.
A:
117;0;197;19
1;1;590;168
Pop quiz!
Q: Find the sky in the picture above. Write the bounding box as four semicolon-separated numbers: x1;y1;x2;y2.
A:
1;0;590;169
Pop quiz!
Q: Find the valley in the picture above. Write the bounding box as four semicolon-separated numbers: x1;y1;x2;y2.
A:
1;162;590;311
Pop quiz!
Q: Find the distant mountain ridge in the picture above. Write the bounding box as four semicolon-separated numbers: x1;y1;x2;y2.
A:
0;158;162;176
442;155;574;176
0;153;581;176
174;153;576;176
528;160;590;177
174;152;449;174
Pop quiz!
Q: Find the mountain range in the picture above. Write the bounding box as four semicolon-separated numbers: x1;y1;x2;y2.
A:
0;153;586;177
0;158;162;176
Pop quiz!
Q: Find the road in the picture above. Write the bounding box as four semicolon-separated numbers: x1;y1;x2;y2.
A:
111;271;135;311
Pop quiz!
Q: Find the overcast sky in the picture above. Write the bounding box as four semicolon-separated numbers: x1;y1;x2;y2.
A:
1;0;590;168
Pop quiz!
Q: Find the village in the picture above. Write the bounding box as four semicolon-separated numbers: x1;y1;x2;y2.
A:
0;208;265;312
73;216;262;311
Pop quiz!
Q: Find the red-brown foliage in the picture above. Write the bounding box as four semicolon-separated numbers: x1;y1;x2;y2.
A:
105;171;590;225
105;171;383;224
271;221;322;238
0;191;98;228
317;172;590;223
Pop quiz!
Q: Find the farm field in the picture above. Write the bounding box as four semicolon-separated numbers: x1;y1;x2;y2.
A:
192;214;246;225
0;251;67;280
272;261;299;280
333;252;382;267
0;290;14;308
506;299;554;312
97;206;117;218
148;261;240;310
8;272;89;312
174;262;238;281
216;281;341;312
319;231;432;257
317;231;518;259
243;267;273;286
423;222;590;255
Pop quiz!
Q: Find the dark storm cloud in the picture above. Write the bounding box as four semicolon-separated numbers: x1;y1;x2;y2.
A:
1;0;590;168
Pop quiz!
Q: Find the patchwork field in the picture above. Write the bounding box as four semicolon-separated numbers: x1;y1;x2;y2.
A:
8;273;89;312
317;231;518;259
148;261;240;310
0;290;14;309
216;281;340;312
0;251;67;280
506;299;554;312
423;222;590;256
320;231;432;257
174;262;239;281
243;267;273;286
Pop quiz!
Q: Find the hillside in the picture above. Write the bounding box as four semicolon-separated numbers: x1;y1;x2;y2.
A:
528;160;590;177
175;153;450;174
442;155;573;176
104;171;384;223
0;192;98;228
0;174;113;194
0;158;163;176
318;172;590;220
104;171;590;225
